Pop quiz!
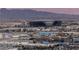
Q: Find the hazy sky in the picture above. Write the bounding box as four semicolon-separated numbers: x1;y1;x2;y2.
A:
31;8;79;15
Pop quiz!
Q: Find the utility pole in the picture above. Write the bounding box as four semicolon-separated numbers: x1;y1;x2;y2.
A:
69;33;73;45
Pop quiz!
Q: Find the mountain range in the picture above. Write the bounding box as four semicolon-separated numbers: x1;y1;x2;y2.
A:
0;8;79;21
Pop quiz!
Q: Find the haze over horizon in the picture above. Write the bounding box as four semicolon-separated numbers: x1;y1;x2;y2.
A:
31;8;79;15
1;8;79;15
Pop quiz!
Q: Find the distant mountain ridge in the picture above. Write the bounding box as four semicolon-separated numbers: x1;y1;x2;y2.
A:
0;8;79;21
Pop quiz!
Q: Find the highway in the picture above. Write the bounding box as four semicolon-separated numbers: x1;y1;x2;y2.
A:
0;40;69;47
